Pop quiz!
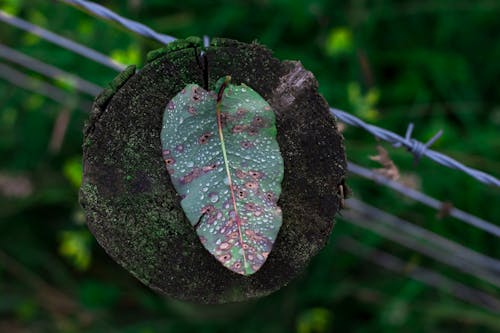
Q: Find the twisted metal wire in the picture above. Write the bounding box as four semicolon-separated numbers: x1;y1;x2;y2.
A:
0;10;125;71
59;0;176;45
331;108;500;187
337;236;500;313
0;62;92;111
0;43;101;96
344;198;500;286
348;162;500;237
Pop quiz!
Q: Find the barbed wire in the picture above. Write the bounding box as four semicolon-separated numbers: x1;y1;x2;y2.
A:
348;162;500;237
0;43;101;96
59;0;176;45
332;108;500;187
344;198;500;286
337;236;500;313
0;10;125;71
0;62;92;111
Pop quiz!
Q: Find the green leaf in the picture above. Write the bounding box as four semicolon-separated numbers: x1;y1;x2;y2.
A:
58;230;92;271
325;27;353;56
63;157;83;188
161;76;284;275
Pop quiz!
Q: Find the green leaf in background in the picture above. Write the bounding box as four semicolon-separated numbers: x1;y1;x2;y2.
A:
347;82;380;122
110;45;141;65
325;27;353;56
63;157;82;188
161;76;284;275
58;230;92;271
296;307;332;333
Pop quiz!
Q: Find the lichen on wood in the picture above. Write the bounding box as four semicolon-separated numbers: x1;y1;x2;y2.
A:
80;37;346;304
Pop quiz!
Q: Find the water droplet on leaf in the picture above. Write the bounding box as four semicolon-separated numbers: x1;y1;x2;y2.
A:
209;193;219;203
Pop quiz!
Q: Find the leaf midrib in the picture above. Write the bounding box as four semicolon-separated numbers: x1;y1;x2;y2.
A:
215;77;249;272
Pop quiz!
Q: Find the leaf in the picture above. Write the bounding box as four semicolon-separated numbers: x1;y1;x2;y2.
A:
161;76;284;275
58;230;92;271
369;145;400;181
325;27;353;56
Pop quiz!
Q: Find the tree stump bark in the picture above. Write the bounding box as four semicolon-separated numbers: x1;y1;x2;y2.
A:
80;37;346;304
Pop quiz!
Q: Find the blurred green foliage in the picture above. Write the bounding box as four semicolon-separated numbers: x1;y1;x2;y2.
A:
0;0;499;332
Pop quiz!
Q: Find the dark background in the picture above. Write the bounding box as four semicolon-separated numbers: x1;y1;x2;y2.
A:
0;0;499;332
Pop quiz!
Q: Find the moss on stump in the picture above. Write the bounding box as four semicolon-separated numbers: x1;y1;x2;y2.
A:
80;37;346;304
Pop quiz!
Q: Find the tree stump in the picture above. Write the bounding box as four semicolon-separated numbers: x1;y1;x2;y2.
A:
80;37;346;304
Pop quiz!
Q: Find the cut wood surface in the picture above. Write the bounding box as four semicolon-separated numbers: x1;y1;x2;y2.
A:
80;37;346;304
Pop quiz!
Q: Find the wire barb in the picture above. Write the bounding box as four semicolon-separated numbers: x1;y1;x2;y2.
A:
394;123;444;162
331;108;500;187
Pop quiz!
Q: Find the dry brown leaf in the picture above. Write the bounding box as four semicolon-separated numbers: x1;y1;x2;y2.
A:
369;145;400;181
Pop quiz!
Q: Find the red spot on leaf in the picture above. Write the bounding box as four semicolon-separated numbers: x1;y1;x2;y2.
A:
236;189;247;199
180;168;203;184
202;163;218;172
232;125;246;133
245;182;259;190
236;108;248;117
191;86;203;102
265;191;275;202
162;149;171;157
235;169;246;179
247;127;258;136
198;132;213;144
187;106;196;115
249;170;263;179
201;205;215;215
240;141;254;149
219;253;231;262
244;202;256;211
251;116;265;128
